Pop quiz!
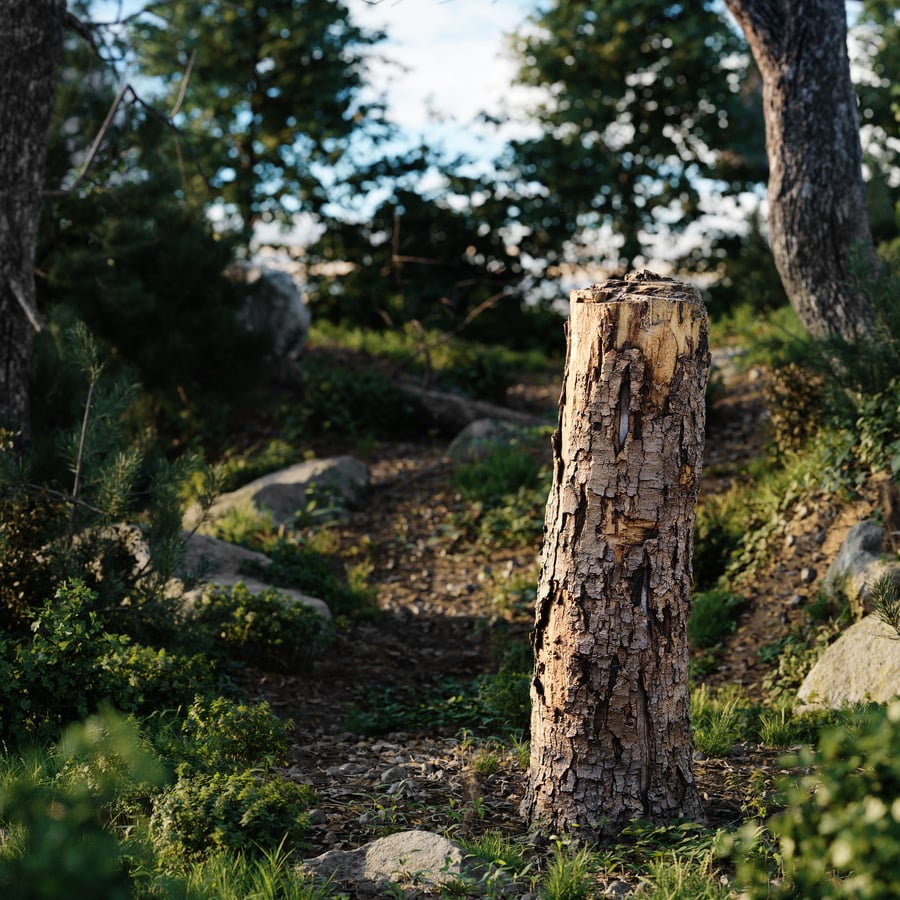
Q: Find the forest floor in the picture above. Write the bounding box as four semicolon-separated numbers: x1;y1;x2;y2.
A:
239;349;879;893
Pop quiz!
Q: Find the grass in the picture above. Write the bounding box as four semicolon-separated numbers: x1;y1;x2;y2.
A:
691;685;750;757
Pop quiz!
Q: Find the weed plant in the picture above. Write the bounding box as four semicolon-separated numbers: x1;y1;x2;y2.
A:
690;685;752;757
688;590;744;649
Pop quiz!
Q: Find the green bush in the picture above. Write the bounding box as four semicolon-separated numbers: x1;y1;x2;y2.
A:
165;696;292;776
101;644;220;715
3;580;131;747
688;590;744;649
452;445;542;505
191;582;330;672
0;711;165;899
742;701;900;898
149;771;314;868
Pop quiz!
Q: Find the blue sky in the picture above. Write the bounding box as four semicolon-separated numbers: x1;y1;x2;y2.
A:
351;0;539;159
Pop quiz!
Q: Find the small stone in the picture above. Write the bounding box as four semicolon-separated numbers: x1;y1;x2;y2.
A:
784;534;797;548
799;567;817;584
308;808;327;826
323;831;341;845
789;594;804;607
604;880;634;898
379;765;408;784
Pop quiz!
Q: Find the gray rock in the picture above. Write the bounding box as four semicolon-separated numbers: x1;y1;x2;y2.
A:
232;262;311;376
447;418;551;464
301;829;509;895
184;456;370;531
179;531;330;619
796;614;900;709
823;520;900;618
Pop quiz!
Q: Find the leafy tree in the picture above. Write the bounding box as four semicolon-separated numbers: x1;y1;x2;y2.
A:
503;0;765;273
724;0;876;339
133;0;387;236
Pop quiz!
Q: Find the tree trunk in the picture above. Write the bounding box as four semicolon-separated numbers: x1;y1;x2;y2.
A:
521;271;709;840
723;0;873;340
0;0;66;437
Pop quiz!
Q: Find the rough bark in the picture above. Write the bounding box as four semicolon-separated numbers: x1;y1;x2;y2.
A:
723;0;873;340
0;0;66;436
521;271;709;840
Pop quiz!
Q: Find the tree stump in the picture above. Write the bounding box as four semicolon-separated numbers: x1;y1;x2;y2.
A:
521;271;710;840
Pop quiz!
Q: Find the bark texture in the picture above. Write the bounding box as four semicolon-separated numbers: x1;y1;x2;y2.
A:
723;0;873;340
0;0;66;434
521;271;709;840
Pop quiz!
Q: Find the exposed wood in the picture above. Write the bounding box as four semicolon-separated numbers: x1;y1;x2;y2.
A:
521;271;709;840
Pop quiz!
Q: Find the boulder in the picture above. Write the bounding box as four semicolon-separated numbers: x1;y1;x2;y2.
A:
300;830;509;896
180;532;330;619
796;614;900;709
183;456;370;531
447;418;551;463
823;520;900;618
232;262;311;376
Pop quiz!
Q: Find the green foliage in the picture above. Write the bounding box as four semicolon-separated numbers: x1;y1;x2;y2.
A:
688;590;744;649
345;653;532;738
741;702;900;899
191;583;330;672
244;537;377;618
690;685;751;758
0;710;165;899
870;572;900;637
168;696;292;777
169;843;331;900
453;445;543;506
149;771;313;869
642;851;731;899
814;249;900;477
540;838;596;900
450;446;551;550
101;644;220;717
692;492;746;591
289;350;429;439
0;580;221;748
765;363;824;459
505;0;764;271
132;0;385;233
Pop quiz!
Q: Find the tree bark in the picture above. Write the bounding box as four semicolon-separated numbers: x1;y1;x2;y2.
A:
0;0;66;437
521;271;709;840
723;0;873;340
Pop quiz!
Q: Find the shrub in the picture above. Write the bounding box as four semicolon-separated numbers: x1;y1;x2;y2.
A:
101;644;220;715
452;445;542;505
0;711;165;899
4;580;132;747
168;696;292;776
149;771;314;868
742;701;900;898
688;590;744;649
191;582;330;672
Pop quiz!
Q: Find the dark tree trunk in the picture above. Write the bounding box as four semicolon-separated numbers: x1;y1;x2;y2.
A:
0;0;66;437
723;0;873;340
521;272;709;840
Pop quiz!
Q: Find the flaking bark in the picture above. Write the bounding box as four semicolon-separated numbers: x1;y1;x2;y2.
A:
521;271;709;840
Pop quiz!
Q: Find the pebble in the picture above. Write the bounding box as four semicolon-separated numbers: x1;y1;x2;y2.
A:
789;594;804;607
799;566;817;584
380;765;408;784
307;808;327;826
